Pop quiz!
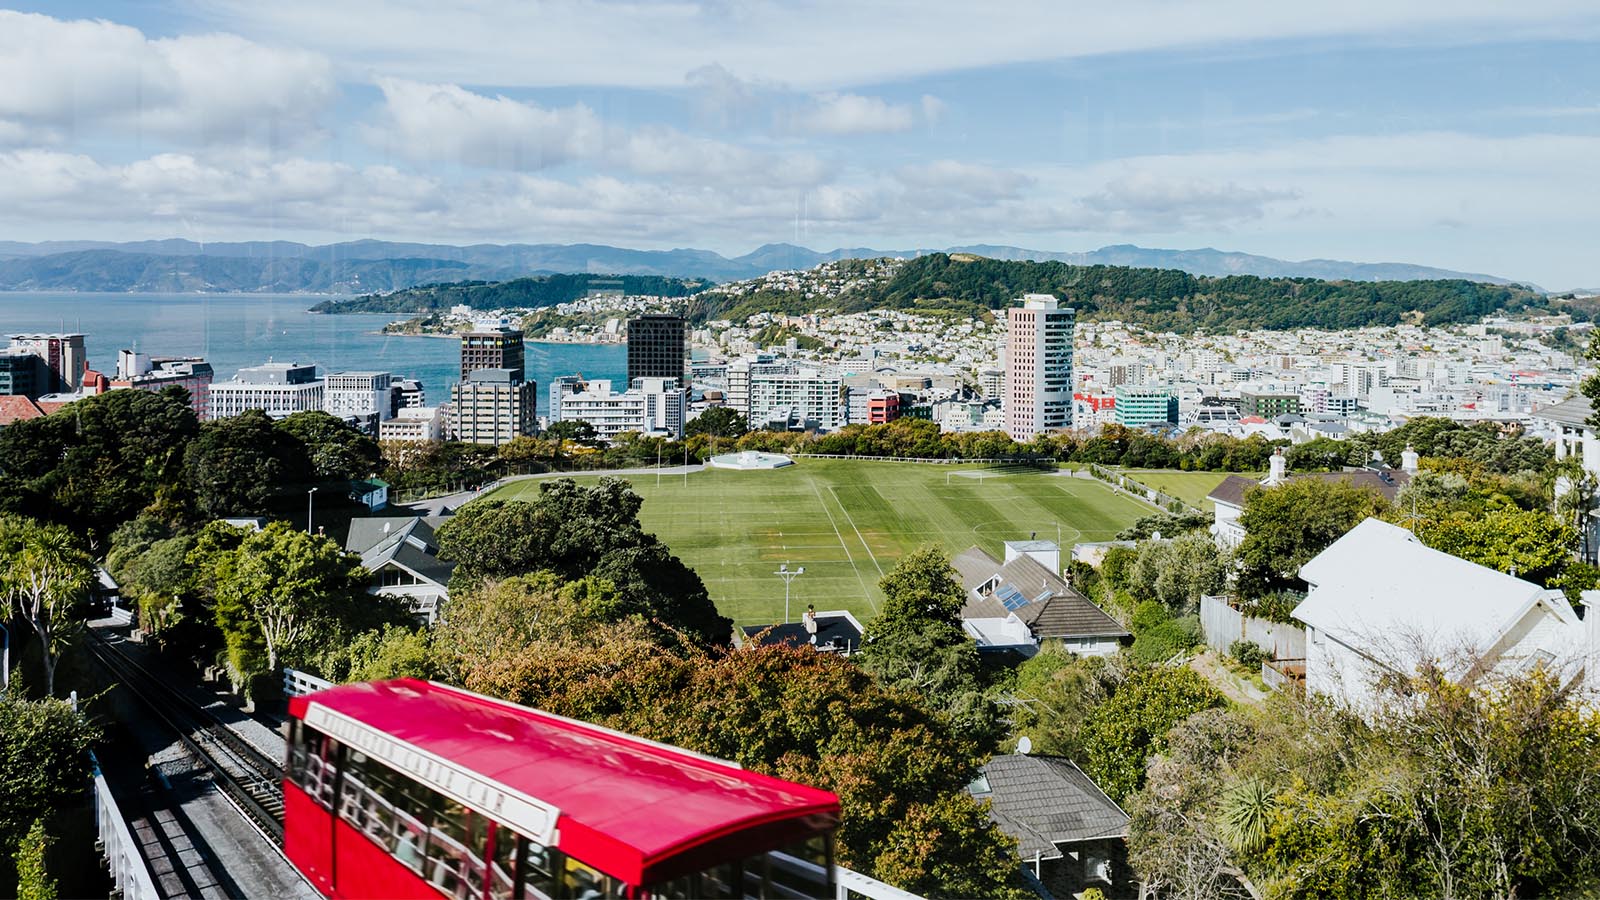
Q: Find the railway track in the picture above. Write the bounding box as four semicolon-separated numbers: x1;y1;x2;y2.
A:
86;632;286;844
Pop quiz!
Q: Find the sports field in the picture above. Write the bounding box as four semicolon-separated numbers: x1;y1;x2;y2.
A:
484;460;1154;625
1117;469;1253;509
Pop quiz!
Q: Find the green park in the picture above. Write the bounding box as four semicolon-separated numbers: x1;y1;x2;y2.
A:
485;459;1155;624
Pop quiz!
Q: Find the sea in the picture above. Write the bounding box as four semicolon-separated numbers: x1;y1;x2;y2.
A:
0;292;627;416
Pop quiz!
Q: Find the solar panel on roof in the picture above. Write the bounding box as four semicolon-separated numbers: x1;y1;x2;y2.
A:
997;585;1029;611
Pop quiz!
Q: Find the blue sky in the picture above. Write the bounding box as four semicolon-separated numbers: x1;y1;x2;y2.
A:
1;2;1599;287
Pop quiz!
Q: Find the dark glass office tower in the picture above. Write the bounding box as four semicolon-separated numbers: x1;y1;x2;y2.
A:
627;314;686;383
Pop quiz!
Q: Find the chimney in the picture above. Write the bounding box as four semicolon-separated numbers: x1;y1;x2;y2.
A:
1401;444;1420;475
1264;448;1287;486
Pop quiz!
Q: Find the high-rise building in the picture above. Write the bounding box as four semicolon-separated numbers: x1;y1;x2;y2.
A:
460;325;525;382
627;314;686;383
547;375;587;424
0;349;42;397
391;378;426;413
1114;386;1178;427
111;350;214;417
558;377;687;441
209;362;324;419
8;333;86;394
747;368;846;431
1004;294;1075;441
449;369;537;446
325;371;396;434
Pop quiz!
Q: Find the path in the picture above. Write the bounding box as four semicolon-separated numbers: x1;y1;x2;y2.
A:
1189;649;1270;706
398;464;707;515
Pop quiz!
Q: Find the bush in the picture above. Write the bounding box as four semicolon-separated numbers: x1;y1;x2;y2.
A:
1129;619;1201;665
1130;600;1171;633
1082;889;1106;900
1238;591;1303;624
1230;640;1268;670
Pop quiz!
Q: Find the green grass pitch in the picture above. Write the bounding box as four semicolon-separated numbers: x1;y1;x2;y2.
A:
1115;469;1253;509
482;460;1155;626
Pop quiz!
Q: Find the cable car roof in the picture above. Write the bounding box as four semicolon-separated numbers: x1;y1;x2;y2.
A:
290;679;840;884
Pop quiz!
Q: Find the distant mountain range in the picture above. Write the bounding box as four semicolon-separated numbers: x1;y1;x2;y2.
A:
0;238;1535;293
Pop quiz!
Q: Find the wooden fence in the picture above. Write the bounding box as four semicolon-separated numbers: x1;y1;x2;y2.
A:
1200;594;1306;660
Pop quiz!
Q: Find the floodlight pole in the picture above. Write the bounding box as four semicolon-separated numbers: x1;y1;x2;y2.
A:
775;562;805;623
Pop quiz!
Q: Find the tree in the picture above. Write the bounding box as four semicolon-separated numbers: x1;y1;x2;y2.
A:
0;516;95;698
685;406;750;439
856;547;999;744
1125;532;1231;613
0;697;98;861
199;521;370;689
0;388;198;538
542;419;599;447
14;819;55;900
1236;478;1389;598
436;479;731;645
316;623;436;683
275;410;381;481
1007;644;1121;758
1413;505;1576;588
1081;665;1224;802
183;409;309;518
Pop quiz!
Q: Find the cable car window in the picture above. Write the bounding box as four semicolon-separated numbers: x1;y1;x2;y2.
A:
561;857;624;900
297;728;338;810
520;838;558;900
487;823;516;900
426;799;487;900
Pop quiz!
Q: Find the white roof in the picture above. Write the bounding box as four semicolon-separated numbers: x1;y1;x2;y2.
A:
1294;518;1574;662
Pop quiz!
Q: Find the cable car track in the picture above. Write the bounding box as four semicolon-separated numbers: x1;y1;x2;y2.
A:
86;632;286;845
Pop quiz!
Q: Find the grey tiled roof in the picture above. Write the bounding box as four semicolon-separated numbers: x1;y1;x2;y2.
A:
953;546;1130;640
1208;469;1410;507
972;754;1130;854
1534;395;1593;428
346;515;456;587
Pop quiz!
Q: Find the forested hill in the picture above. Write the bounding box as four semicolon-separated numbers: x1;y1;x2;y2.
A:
835;253;1548;330
310;273;713;314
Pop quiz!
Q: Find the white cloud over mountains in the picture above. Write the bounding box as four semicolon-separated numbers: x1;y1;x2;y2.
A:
0;11;333;146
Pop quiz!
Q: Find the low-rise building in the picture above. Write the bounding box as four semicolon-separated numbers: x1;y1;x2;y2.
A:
345;515;455;624
208;362;323;420
952;542;1131;656
559;377;687;440
379;406;443;443
111;351;214;417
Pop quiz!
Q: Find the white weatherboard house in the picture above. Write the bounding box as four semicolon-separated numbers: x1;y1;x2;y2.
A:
1293;518;1597;710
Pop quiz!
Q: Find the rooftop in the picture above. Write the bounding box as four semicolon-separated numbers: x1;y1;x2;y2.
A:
971;753;1129;859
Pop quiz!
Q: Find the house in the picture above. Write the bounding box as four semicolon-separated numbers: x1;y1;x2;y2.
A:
952;542;1130;656
737;610;864;655
1208;448;1413;549
970;752;1134;898
347;478;390;512
345;515;455;623
1292;518;1594;710
0;394;43;427
1533;395;1600;560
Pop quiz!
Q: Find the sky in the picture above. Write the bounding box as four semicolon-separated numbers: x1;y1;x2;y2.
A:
1;2;1599;287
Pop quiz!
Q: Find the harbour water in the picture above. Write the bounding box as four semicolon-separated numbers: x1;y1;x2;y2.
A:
0;292;626;415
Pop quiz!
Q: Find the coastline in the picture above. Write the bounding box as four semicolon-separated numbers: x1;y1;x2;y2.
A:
373;328;624;347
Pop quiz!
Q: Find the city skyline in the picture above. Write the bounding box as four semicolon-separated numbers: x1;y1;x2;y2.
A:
0;3;1597;287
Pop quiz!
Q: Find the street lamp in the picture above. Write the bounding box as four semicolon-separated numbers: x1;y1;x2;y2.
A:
0;622;9;695
775;563;805;623
307;486;319;534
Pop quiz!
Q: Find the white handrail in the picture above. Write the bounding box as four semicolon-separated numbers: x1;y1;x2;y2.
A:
90;751;161;900
835;865;925;900
283;667;335;697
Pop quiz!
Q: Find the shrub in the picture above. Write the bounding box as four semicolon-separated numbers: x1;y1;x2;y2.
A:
1230;640;1268;670
1129;619;1201;665
1130;599;1171;633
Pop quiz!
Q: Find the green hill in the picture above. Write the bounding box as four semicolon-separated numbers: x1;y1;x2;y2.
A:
312;273;713;314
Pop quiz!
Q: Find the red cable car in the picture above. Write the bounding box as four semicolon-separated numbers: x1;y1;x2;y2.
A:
284;679;841;899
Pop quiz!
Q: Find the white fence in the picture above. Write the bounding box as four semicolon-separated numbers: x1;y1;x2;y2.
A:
90;752;161;900
836;866;925;900
1199;594;1306;660
283;668;335;698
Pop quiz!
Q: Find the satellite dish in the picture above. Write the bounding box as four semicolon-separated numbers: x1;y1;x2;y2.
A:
1016;736;1033;755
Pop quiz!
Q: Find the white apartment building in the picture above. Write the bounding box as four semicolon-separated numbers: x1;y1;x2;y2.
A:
1004;294;1075;442
748;368;847;431
208;362;324;420
559;377;687;440
725;356;798;419
325;371;395;434
379;406;443;442
111;350;214;418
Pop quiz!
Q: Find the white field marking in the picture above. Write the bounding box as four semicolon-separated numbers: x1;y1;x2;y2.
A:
828;486;886;578
808;479;878;611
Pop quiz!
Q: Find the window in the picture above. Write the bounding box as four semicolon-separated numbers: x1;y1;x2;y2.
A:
292;725;339;810
426;799;488;900
520;839;559;900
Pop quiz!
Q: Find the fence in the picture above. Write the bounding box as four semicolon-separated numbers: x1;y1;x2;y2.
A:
284;667;335;698
1199;594;1306;660
90;751;161;900
1085;463;1179;512
792;453;1056;467
836;865;925;899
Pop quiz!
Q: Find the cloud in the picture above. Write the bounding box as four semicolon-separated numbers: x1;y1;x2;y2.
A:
1078;173;1298;230
0;11;335;147
197;0;1600;90
792;93;937;135
370;78;830;186
896;160;1033;200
